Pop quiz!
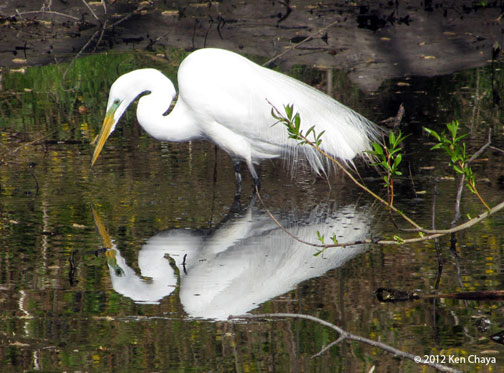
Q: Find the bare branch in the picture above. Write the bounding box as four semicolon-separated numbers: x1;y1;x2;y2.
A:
254;186;367;249
263;20;339;67
62;28;101;80
14;10;80;21
229;313;461;373
111;3;150;28
63;0;111;78
0;131;56;166
311;336;345;358
489;145;504;154
81;0;99;21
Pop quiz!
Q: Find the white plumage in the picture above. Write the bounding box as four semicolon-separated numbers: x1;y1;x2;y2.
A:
92;48;380;185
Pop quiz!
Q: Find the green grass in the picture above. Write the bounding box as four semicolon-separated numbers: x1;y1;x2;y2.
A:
0;49;187;140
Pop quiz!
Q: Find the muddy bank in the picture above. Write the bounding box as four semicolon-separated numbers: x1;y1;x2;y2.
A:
0;0;502;91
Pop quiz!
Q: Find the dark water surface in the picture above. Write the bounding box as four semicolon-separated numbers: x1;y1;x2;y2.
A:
1;53;504;372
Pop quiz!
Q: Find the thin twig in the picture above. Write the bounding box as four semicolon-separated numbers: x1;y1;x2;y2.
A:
62;28;101;80
14;10;80;21
228;313;461;373
446;129;492;248
366;200;504;244
0;131;56;166
93;19;108;53
262;20;339;67
92;0;108;53
432;178;443;290
28;163;39;196
489;145;504;154
81;0;99;21
311;336;345;358
254;186;367;249
62;1;148;78
451;174;465;227
467;129;492;210
102;0;107;16
111;3;150;28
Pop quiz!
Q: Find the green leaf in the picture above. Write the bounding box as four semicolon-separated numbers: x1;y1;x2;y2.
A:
424;127;441;141
316;130;325;145
393;235;405;244
456;133;469;142
393;153;402;168
306;125;315;138
285;104;294;119
453;165;464;174
330;233;338;244
389;131;396;145
372;142;384;155
316;231;325;245
383;175;390;186
294;114;301;130
465;182;476;193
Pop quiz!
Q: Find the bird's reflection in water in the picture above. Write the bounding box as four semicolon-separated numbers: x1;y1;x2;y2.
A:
95;197;372;320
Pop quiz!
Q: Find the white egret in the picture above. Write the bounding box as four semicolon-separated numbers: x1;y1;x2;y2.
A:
91;48;380;187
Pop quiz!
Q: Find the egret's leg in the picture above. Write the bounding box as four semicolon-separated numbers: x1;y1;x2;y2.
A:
253;175;261;191
233;161;242;196
246;160;261;191
230;161;243;213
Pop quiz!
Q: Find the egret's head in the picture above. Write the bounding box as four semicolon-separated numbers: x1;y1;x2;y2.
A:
105;249;125;277
91;73;138;166
91;69;174;167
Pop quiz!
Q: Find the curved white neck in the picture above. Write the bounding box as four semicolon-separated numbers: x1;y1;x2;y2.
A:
136;92;203;142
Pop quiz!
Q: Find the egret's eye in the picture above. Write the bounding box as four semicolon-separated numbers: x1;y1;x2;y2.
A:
113;99;120;105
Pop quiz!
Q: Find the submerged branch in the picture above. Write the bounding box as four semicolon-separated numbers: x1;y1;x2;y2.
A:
0;131;56;166
228;313;461;373
377;287;504;302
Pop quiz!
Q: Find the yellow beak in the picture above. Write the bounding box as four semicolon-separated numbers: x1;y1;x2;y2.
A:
105;249;117;261
92;208;113;249
91;103;119;167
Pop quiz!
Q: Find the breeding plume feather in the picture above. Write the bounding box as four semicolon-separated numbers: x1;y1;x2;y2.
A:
91;48;381;187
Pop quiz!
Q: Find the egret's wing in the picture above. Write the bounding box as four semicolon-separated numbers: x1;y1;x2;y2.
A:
178;48;379;173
